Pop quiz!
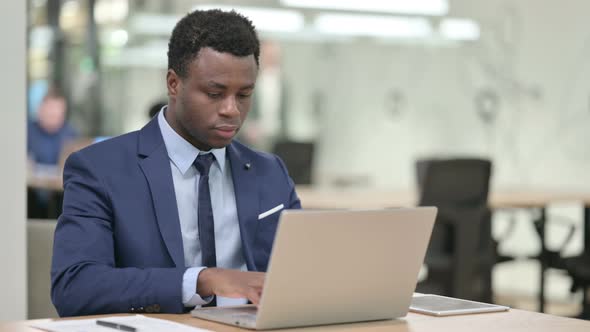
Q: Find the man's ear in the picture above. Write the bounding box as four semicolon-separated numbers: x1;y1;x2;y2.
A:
166;69;181;100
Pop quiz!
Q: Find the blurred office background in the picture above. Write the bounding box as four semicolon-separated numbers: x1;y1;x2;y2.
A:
3;0;589;321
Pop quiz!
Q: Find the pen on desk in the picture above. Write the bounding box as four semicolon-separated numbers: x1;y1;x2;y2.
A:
96;319;137;332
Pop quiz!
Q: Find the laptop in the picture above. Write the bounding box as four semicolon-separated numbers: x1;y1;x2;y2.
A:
191;207;437;330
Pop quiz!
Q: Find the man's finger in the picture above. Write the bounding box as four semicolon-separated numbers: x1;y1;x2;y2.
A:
247;288;261;306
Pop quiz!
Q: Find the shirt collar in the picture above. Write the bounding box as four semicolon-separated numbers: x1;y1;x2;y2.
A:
157;106;226;175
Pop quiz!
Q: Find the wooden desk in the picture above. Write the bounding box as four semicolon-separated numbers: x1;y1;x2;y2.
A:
27;172;63;219
26;138;93;192
26;182;590;209
296;186;590;313
2;310;589;332
295;186;590;209
27;173;62;192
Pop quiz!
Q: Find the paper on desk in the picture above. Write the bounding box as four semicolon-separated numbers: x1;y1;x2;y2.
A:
30;314;212;332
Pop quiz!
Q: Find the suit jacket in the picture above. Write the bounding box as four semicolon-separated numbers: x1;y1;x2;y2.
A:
51;117;301;317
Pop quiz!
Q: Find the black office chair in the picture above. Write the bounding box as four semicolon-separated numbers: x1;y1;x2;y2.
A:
529;211;576;271
415;158;494;302
491;208;519;264
523;206;577;313
272;141;315;185
564;253;590;319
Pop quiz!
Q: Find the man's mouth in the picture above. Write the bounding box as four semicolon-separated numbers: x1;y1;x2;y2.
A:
213;125;238;139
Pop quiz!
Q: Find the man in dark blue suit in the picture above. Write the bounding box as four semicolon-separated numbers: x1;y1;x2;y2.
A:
51;9;300;316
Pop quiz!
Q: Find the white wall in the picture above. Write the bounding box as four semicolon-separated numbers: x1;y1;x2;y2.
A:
107;0;590;191
0;0;27;321
279;0;590;191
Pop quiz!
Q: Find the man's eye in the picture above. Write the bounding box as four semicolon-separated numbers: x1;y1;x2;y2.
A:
207;92;222;99
238;93;252;99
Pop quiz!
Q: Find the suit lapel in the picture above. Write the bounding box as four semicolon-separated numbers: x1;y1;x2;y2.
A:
228;142;259;270
137;118;185;268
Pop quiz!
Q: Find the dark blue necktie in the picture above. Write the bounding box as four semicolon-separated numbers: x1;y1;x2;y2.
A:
194;153;218;307
194;153;217;269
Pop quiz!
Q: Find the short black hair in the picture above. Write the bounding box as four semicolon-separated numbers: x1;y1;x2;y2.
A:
148;100;167;118
168;9;260;78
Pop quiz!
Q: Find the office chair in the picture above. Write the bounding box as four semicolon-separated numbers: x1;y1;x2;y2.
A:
272;141;315;185
529;211;576;271
489;208;521;264
522;206;577;313
28;219;59;318
563;253;590;319
415;158;494;302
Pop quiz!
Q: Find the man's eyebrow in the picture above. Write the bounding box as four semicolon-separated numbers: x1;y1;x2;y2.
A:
206;81;227;89
205;81;255;90
240;83;255;90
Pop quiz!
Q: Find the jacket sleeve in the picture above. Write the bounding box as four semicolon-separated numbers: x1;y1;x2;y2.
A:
51;152;186;317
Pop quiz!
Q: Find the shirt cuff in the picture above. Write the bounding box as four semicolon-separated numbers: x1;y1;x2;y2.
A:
182;267;214;307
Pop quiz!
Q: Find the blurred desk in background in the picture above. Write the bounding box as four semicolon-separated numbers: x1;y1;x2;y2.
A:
27;166;62;219
296;186;416;209
26;137;95;193
27;172;62;192
296;186;590;312
296;186;590;210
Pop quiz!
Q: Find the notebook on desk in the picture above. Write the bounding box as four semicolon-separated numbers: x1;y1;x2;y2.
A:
191;207;437;330
410;294;510;316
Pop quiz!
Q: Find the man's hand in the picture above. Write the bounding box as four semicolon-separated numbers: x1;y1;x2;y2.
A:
197;268;265;305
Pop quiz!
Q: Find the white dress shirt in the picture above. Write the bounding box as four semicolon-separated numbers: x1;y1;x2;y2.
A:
157;108;248;307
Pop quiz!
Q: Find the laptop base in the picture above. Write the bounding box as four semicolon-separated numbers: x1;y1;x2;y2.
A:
192;305;258;329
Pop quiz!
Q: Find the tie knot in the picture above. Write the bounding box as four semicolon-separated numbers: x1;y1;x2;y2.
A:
194;153;216;175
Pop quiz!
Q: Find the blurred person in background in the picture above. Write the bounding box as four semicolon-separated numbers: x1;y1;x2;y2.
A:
27;86;79;218
27;85;78;166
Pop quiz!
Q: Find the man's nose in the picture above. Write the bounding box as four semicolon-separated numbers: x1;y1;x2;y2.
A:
220;96;240;117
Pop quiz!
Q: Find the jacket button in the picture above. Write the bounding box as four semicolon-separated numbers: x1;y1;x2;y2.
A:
130;307;135;312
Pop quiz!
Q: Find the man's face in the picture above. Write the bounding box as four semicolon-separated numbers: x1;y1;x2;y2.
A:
167;47;258;151
37;97;67;134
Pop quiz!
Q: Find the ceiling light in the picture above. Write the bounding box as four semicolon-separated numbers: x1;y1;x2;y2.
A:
106;29;128;47
95;0;129;24
315;14;432;39
439;18;480;41
281;0;448;16
129;14;179;36
193;4;304;33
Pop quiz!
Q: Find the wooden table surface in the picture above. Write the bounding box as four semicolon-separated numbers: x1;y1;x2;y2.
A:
2;309;589;332
27;173;590;210
295;186;590;209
